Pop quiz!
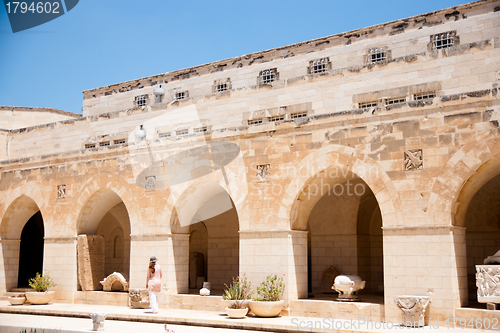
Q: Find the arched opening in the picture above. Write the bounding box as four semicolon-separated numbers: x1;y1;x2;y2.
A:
172;181;240;294
0;195;44;292
76;189;131;291
463;173;500;304
292;167;384;302
17;211;44;287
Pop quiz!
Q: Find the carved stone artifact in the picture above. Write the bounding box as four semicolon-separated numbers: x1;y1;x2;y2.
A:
476;265;500;303
77;235;105;291
394;295;430;327
129;288;150;309
484;250;500;265
332;275;365;301
100;272;129;292
320;266;339;293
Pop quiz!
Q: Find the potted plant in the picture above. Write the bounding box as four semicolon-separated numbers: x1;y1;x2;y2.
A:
222;275;251;318
25;272;57;305
248;274;285;317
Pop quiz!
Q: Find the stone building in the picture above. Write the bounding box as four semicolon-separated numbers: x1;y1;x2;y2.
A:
1;0;499;325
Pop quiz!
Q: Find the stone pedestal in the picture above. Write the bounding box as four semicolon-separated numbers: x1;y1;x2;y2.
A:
129;288;150;308
394;296;430;327
78;235;105;291
476;265;500;304
89;312;107;331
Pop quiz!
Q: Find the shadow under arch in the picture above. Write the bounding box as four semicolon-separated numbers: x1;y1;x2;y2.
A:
278;144;396;302
75;188;131;289
170;179;240;293
0;194;45;292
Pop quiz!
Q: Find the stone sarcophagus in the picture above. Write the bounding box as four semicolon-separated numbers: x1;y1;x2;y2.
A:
476;265;500;303
77;234;105;291
129;288;150;309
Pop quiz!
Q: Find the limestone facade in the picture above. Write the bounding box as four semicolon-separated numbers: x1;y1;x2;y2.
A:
0;0;500;324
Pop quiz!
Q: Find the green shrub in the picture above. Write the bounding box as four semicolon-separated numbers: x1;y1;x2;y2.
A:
28;272;56;292
255;274;285;302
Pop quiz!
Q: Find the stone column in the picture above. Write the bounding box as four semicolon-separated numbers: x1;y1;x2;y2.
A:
239;230;308;303
129;233;189;307
43;237;78;302
0;239;20;293
383;225;466;324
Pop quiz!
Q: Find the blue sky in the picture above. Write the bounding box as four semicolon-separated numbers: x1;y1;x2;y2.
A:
0;0;472;114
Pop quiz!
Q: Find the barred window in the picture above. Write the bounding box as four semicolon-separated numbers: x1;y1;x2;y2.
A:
99;141;110;147
194;127;207;133
176;129;189;136
134;94;148;107
113;139;126;145
310;58;329;74
269;115;284;122
85;143;96;149
414;92;436;100
369;48;387;63
386;96;406;105
291;112;308;119
159;132;171;138
214;80;229;93
259;68;278;84
248;119;263;125
359;101;378;109
174;89;187;100
433;32;454;49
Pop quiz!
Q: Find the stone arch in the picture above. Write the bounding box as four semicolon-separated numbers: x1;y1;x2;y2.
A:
0;185;46;240
279;144;400;231
428;135;500;227
71;173;139;236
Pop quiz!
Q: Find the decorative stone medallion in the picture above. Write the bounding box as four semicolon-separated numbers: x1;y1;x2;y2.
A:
57;184;66;198
257;164;270;182
404;149;423;170
145;176;156;190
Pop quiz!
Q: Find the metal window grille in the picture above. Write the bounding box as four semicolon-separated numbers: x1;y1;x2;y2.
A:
248;119;263;125
259;69;277;84
85;143;96;149
386;96;406;105
414;92;436;100
310;58;328;74
194;127;207;133
369;48;387;63
159;132;171;138
176;129;189;136
269;115;284;122
174;89;186;100
433;33;454;49
99;141;110;147
134;94;148;107
359;101;378;109
113;139;126;145
291;112;308;119
214;80;229;93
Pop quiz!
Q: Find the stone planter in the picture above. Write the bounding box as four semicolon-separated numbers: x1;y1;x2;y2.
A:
221;299;250;310
25;291;55;305
394;295;430;327
248;300;284;317
8;296;26;305
225;307;248;318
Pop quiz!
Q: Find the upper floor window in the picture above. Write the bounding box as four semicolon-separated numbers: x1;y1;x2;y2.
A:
291;111;308;119
248;118;263;125
359;101;378;109
432;32;455;50
386;96;406;105
309;58;330;74
194;126;208;133
174;88;187;101
176;129;189;136
414;92;436;100
368;48;387;63
259;68;278;84
113;139;126;145
269;115;284;122
214;79;230;93
135;94;148;107
99;141;110;147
